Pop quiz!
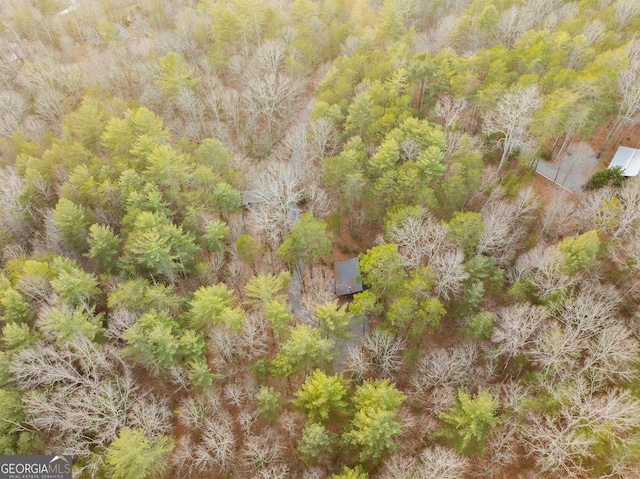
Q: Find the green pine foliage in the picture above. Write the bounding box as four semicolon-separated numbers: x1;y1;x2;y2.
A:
293;369;349;422
105;428;174;479
277;212;333;267
155;52;200;99
271;324;335;377
583;166;626;191
555;230;601;275
256;385;284;422
437;388;500;455
343;379;406;462
297;422;335;464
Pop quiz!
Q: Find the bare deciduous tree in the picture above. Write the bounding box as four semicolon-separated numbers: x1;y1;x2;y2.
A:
492;303;547;363
0;167;30;244
300;267;335;317
602;41;640;149
615;0;640;29
300;175;333;220
302;467;327;479
581;322;639;387
478;187;537;265
240;313;269;361
582;18;607;45
249;161;303;245
362;330;405;379
175;87;208;141
431;249;469;300
177;391;223;433
0;90;26;136
308;117;339;159
610;227;640;300
167;365;191;392
553;284;621;338
223;380;245;407
238;410;258;436
386;211;451;269
435;95;465;135
345;343;371;383
16;270;53;305
107;308;138;340
483;85;541;171
253;464;290;479
498;5;536;47
529;323;584;382
524;379;640;478
241;430;285;476
411;343;488;399
375;453;416;479
11;338;102;390
574;180;640;249
478;383;529;476
416;446;469;479
192;417;237;473
171;436;198;478
13;335;171;468
426;385;457;417
611;177;640;239
540;194;577;241
527;285;640;388
509;243;576;299
129;393;172;438
208;324;243;374
240;40;303;154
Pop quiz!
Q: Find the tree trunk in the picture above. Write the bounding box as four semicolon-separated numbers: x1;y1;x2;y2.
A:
602;116;622;151
554;134;571;163
497;138;510;172
550;133;562;156
611;120;628;148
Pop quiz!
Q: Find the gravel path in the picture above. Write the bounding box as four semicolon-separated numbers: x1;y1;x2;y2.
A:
286;97;315;322
535;142;600;194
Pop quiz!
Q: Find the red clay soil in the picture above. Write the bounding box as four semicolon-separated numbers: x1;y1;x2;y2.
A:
531;173;575;204
588;122;640;168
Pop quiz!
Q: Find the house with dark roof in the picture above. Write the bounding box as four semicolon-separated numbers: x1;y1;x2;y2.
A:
334;257;364;296
240;190;263;208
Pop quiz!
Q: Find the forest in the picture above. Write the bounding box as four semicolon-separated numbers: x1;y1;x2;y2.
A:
1;0;640;478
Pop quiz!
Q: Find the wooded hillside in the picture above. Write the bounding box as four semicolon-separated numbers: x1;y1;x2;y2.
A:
1;0;640;478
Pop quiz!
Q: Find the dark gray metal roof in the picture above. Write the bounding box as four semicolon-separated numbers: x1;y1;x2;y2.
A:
334;257;363;296
240;190;263;207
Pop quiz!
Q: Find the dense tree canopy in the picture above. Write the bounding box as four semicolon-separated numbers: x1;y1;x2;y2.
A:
1;0;640;478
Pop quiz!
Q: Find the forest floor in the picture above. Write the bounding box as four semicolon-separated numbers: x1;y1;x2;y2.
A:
332;213;378;263
531;173;574;205
593;121;640;163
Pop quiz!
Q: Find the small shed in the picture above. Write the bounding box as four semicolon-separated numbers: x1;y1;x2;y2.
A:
240;190;263;208
608;146;640;176
334;257;363;296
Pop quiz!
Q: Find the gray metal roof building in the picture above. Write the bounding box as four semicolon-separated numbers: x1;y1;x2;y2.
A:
334;257;363;296
240;190;263;208
609;146;640;176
